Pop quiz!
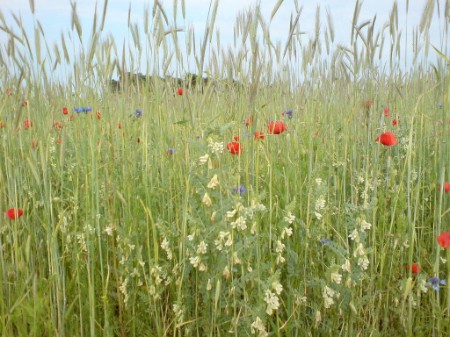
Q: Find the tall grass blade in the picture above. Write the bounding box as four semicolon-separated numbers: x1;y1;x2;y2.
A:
270;0;284;22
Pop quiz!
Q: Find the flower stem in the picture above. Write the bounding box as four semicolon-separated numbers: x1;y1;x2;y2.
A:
447;249;450;315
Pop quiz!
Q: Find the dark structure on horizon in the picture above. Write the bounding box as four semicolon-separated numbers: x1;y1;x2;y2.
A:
109;72;242;94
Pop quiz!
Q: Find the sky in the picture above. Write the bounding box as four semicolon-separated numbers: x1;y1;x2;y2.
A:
0;0;448;81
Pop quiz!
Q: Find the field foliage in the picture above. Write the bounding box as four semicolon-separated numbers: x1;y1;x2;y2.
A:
0;0;449;336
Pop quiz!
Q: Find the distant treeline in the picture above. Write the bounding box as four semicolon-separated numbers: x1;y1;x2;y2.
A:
109;72;244;93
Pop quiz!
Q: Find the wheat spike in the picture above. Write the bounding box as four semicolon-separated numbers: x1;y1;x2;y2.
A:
29;0;35;14
351;0;362;44
100;0;109;31
270;0;284;22
70;2;83;41
326;9;335;43
420;0;435;34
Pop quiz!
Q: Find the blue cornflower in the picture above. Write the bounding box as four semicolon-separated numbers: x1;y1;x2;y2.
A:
283;109;293;119
73;107;92;113
167;148;175;155
437;103;443;109
320;238;331;245
232;184;247;196
426;277;447;291
134;109;142;117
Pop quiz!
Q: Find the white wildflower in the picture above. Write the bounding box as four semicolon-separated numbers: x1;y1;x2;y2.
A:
202;193;212;207
331;272;342;284
104;224;114;236
250;317;268;337
282;227;293;238
315;310;322;324
348;229;360;242
252;203;267;212
283;212;296;224
225;234;233;247
223;265;230;279
119;277;129;305
207;174;219;189
189;256;201;268
231;216;247;231
161;238;173;260
161;238;170;250
403;240;410;248
296;295;307;305
199;154;209;165
323;295;334;309
358;256;369;270
322;286;339;309
227;209;238;218
232;252;241;265
315;196;326;211
207;138;224;155
341;259;351;273
173;304;184;322
197;241;208;255
272;281;283;295
264;290;280;315
419;278;428;293
360;219;371;231
276;254;286;264
275;240;285;253
353;243;366;257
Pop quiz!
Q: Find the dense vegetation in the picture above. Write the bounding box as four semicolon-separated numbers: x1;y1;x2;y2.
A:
0;0;449;336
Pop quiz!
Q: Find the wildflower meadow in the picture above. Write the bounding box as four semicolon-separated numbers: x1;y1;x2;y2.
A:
0;0;449;336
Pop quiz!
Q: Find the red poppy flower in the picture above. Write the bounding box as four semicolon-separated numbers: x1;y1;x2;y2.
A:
392;119;398;126
437;232;450;249
268;121;286;134
244;115;254;127
384;106;390;117
227;141;242;155
5;208;23;220
437;182;450;193
62;107;68;115
234;135;239;141
254;131;265;140
375;132;397;146
406;263;420;274
24;119;32;130
177;88;183;96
